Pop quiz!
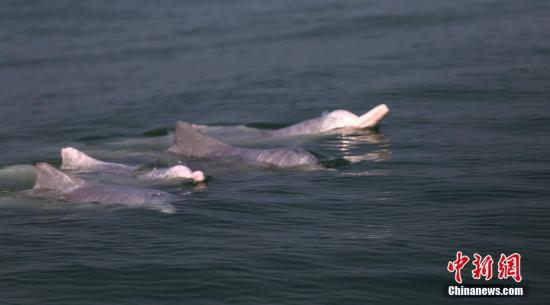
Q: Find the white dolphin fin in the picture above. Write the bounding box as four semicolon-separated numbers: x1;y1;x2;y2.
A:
33;162;84;192
61;147;103;170
356;104;390;128
168;121;233;157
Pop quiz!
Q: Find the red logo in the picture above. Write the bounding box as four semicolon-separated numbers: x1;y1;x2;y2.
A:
472;253;494;281
498;253;522;283
447;251;522;283
447;251;470;284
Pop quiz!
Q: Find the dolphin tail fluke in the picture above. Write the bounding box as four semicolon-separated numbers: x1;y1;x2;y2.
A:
33;162;84;191
168;121;232;158
357;104;390;128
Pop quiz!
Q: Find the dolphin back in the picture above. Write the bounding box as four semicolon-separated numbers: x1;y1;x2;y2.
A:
25;163;176;214
66;183;176;214
241;148;318;168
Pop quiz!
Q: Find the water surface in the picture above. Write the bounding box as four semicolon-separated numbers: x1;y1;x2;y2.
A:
1;0;549;304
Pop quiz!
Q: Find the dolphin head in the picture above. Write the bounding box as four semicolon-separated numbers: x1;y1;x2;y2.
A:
160;165;206;183
191;170;205;183
356;104;390;128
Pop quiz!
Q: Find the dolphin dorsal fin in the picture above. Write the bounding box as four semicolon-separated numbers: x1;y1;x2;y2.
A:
168;121;232;157
61;147;102;170
34;162;84;191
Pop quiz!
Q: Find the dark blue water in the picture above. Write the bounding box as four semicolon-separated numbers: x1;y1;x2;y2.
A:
1;0;549;304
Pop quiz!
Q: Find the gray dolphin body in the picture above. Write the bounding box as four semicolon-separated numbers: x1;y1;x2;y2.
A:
23;163;176;213
60;147;206;183
271;104;389;136
194;104;390;138
168;121;318;168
